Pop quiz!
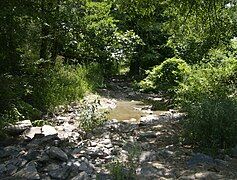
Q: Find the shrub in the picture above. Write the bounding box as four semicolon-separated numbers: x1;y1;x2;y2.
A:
77;99;107;132
140;57;190;94
0;61;104;134
31;62;103;112
176;58;237;151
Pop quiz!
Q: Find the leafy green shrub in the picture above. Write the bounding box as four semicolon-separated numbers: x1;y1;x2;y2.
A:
77;99;107;131
140;57;190;94
109;161;136;180
176;58;237;150
0;61;104;135
31;62;103;112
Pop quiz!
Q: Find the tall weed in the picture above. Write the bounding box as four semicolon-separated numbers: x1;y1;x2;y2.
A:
177;58;237;151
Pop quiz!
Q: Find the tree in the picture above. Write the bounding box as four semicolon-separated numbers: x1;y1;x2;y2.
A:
163;0;237;63
111;0;173;76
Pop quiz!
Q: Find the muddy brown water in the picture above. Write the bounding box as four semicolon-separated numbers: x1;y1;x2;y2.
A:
108;100;165;121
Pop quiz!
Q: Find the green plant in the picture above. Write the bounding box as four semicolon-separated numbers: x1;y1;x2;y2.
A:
176;58;237;151
109;161;136;180
108;142;141;180
140;57;190;94
32;119;51;127
77;99;107;131
31;62;102;112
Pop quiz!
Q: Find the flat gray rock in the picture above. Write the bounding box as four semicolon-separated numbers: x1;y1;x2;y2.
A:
49;146;68;162
49;165;70;179
71;171;89;180
13;162;40;180
24;127;42;139
42;125;58;136
187;153;215;168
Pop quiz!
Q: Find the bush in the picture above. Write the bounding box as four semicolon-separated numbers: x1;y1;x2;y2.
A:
77;99;107;132
31;62;103;112
176;58;237;151
0;62;104;133
140;57;190;94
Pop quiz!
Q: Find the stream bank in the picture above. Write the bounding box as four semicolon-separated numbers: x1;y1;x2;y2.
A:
0;77;237;179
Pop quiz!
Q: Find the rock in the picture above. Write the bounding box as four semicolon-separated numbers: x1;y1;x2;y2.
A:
26;150;42;161
0;164;6;176
71;172;89;180
179;173;196;180
157;149;174;159
3;146;21;158
44;163;60;172
140;115;159;125
187;153;215;168
63;122;77;132
96;173;112;180
194;171;220;179
5;163;18;175
6;157;27;167
4;120;32;134
27;134;59;148
139;151;157;163
48;146;68;162
42;125;58;136
138;165;164;178
24;127;42;139
49;165;70;179
100;139;111;145
13;161;40;179
139;131;157;139
232;145;237;158
56;116;69;121
73;159;94;174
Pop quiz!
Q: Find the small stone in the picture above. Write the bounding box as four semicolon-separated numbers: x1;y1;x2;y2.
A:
157;149;174;159
74;161;94;174
44;163;60;172
6;164;18;175
26;150;42;161
101;138;111;145
232;145;237;158
49;146;68;162
24;127;42;139
139;151;157;163
5;120;32;134
13;161;40;179
56;116;69;121
0;164;6;175
42;125;58;136
71;171;89;180
63;122;77;132
49;165;71;179
194;171;221;179
187;153;215;168
139;131;157;139
3;146;21;158
90;141;97;147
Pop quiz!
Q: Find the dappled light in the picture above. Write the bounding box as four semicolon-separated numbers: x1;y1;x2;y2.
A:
1;0;237;179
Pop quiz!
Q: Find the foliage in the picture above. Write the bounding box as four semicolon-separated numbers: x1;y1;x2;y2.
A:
111;0;173;75
163;0;236;63
77;99;107;132
0;61;103;130
31;62;103;112
108;142;140;180
140;58;190;94
109;161;136;180
176;58;237;150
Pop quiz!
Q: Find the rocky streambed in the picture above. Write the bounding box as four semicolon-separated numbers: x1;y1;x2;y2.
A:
0;77;237;179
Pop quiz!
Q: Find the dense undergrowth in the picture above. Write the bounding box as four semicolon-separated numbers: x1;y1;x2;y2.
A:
140;48;237;153
0;61;104;133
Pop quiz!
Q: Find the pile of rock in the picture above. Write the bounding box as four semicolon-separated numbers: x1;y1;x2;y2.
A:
1;98;236;179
